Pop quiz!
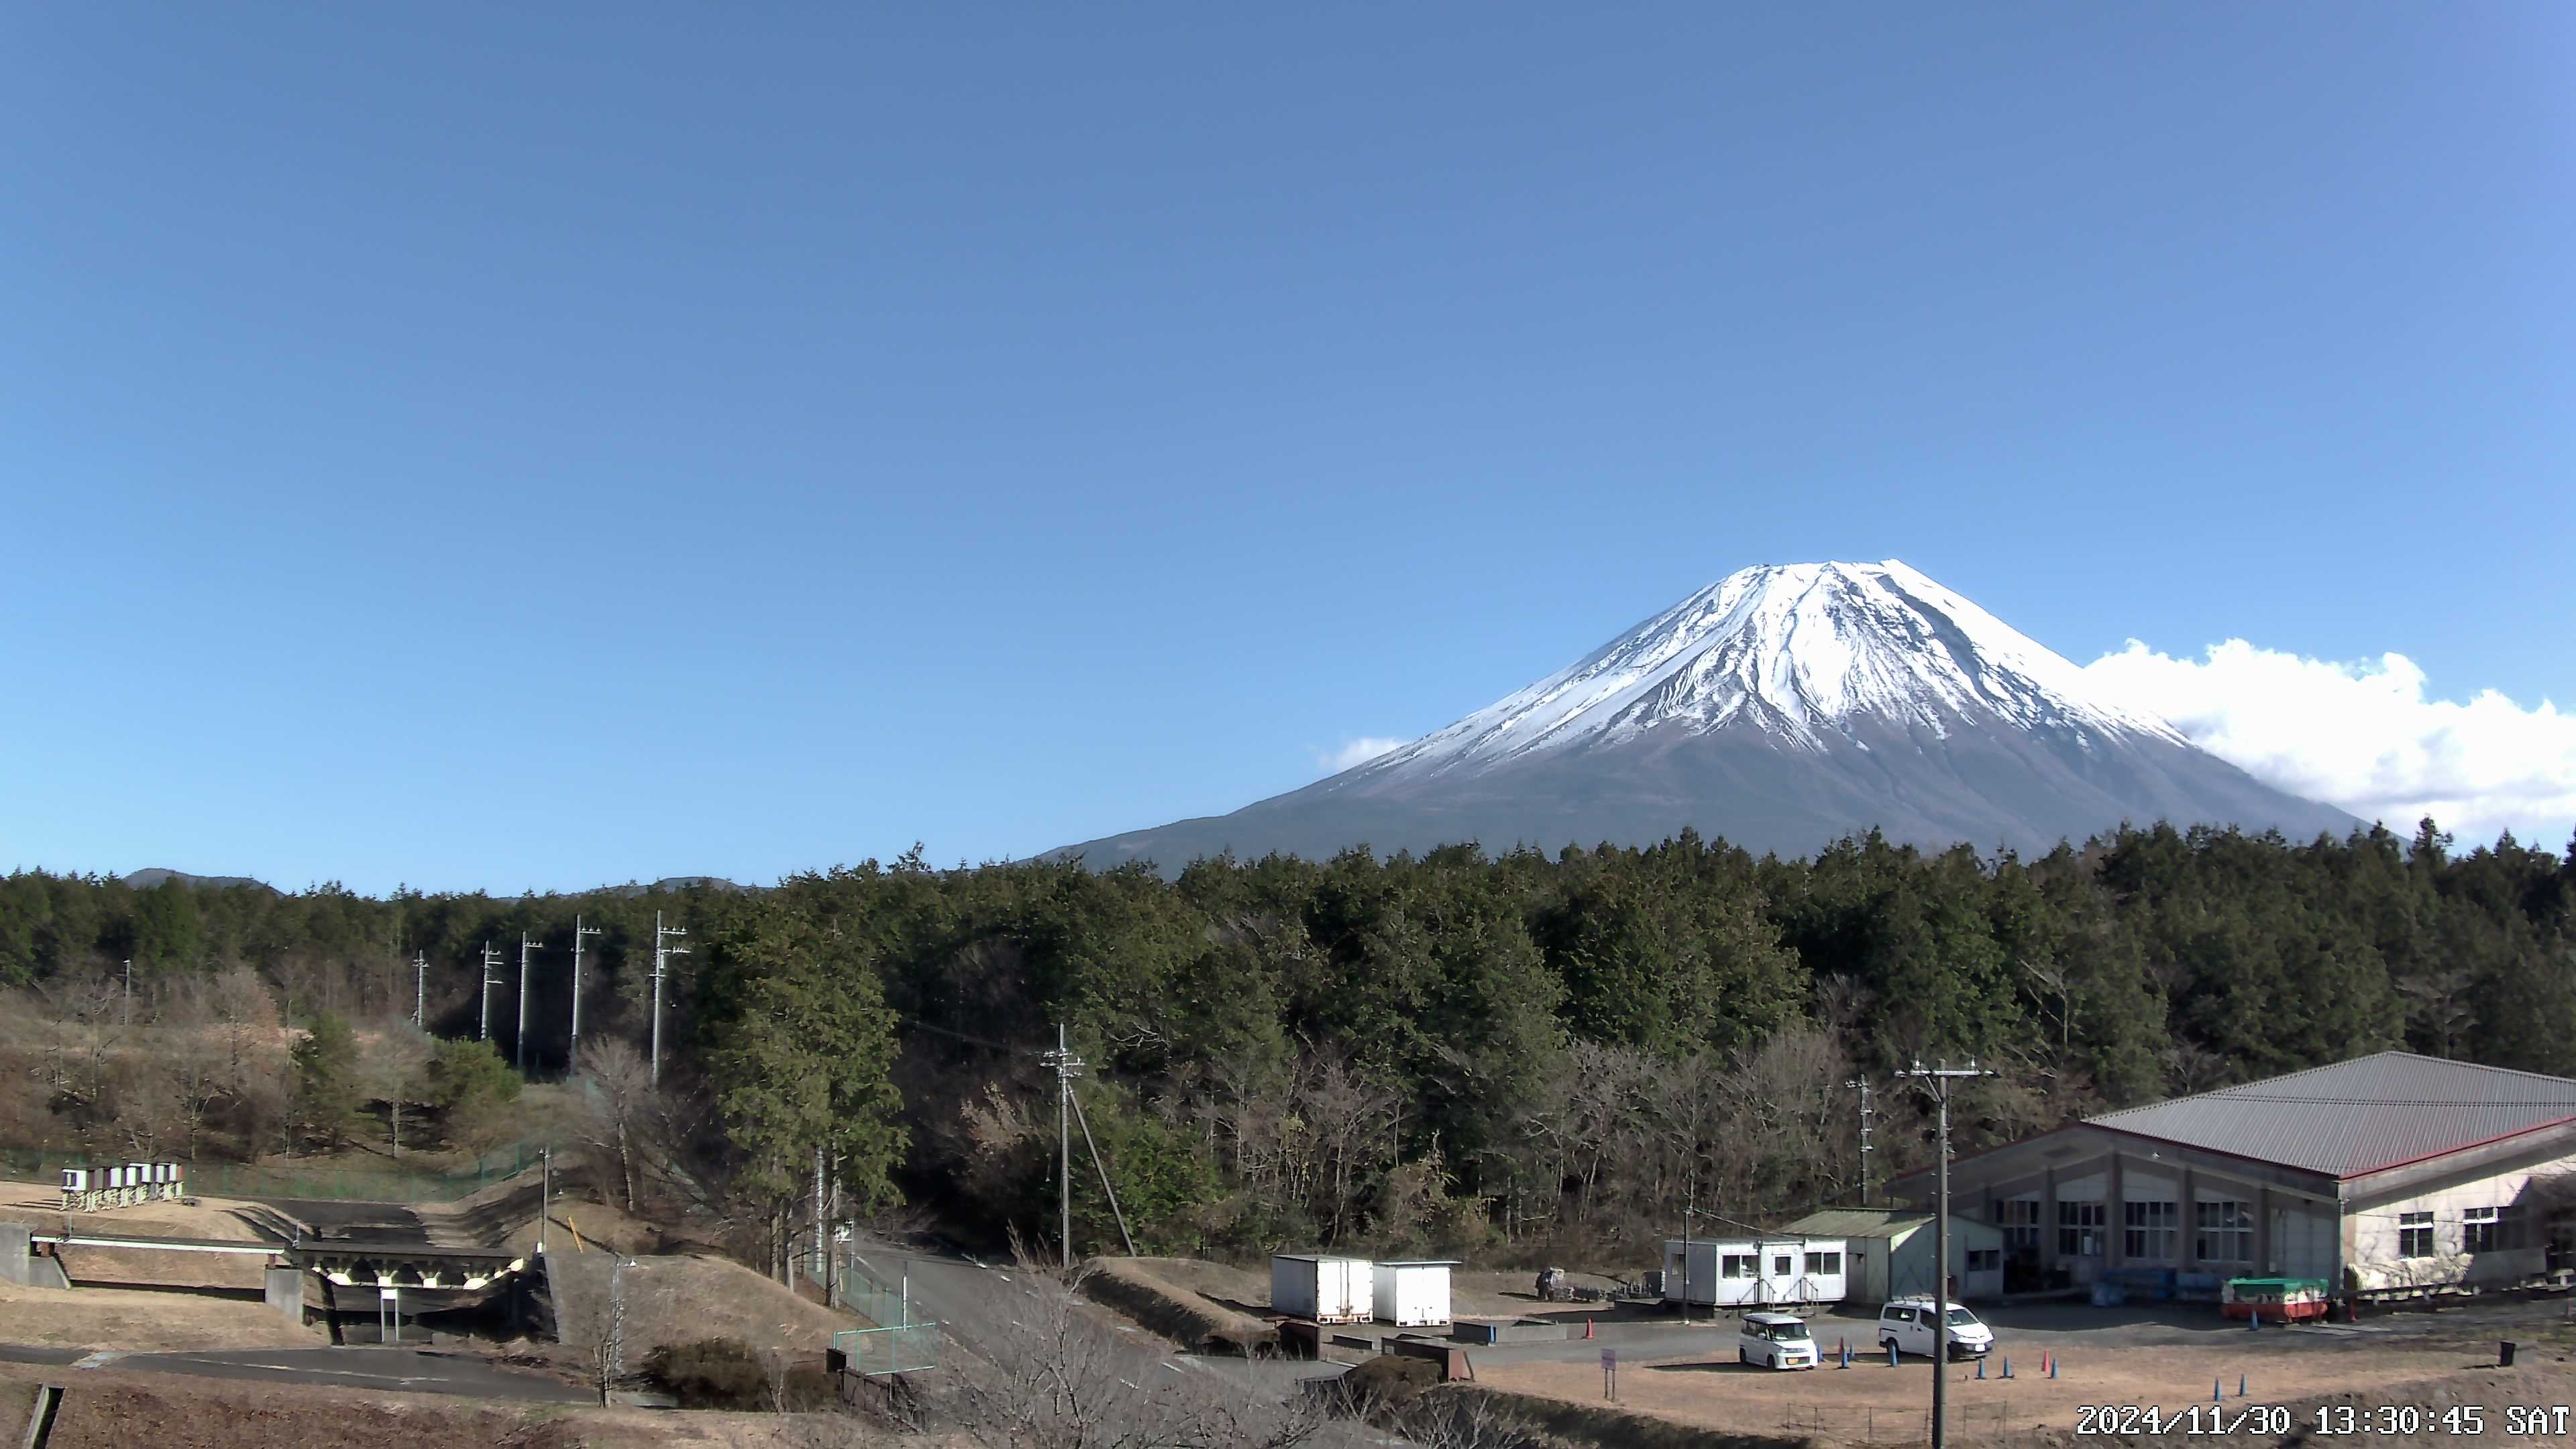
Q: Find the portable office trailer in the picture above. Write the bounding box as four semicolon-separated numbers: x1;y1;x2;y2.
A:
1272;1255;1373;1324
1662;1237;1848;1308
1373;1260;1458;1327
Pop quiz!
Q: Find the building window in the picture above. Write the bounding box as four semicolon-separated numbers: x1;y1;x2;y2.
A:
2125;1201;2178;1260
2059;1201;2105;1256
2195;1201;2252;1264
1772;1254;1793;1277
1966;1248;2001;1273
1806;1251;1843;1275
1722;1254;1756;1279
1999;1199;2042;1254
2398;1212;2434;1258
2463;1208;2506;1254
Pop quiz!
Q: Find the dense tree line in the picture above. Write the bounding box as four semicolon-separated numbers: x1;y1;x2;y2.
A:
3;818;2570;1272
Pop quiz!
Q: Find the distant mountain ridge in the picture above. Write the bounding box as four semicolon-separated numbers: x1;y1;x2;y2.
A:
120;868;274;892
1054;559;2362;871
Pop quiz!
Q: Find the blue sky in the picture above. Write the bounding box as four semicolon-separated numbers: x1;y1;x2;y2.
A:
4;3;2570;894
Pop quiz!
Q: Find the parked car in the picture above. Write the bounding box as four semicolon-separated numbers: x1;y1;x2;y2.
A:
1878;1296;1994;1360
1737;1311;1819;1369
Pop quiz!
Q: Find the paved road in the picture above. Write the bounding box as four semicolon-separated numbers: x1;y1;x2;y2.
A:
0;1344;589;1402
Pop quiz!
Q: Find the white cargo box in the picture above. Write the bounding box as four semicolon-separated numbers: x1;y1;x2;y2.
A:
1272;1254;1373;1324
61;1168;90;1192
1373;1260;1457;1327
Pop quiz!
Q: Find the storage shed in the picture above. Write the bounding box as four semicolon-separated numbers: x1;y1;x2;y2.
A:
1271;1254;1372;1324
1778;1209;2005;1303
1662;1236;1847;1308
1372;1260;1457;1327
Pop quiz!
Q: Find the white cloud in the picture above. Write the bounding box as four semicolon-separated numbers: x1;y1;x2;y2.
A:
2082;639;2576;849
1313;736;1411;774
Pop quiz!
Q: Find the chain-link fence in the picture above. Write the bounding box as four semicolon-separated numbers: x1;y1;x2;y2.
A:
0;1141;542;1204
833;1324;942;1377
1766;1399;2057;1446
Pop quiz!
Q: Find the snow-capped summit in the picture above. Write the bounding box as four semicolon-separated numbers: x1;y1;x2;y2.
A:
1053;561;2358;872
1362;559;2186;782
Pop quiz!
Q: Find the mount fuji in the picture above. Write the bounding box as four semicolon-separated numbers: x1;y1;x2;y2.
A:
1055;560;2360;870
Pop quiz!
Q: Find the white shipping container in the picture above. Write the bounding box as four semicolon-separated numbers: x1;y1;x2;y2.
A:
1373;1260;1457;1327
1272;1254;1373;1324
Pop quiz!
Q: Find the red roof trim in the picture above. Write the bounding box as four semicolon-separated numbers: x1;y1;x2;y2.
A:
2337;1113;2576;1180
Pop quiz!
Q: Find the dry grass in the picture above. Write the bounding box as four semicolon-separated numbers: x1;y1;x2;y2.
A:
0;1178;276;1242
0;1279;322;1351
0;1360;918;1449
1081;1258;1277;1354
547;1249;859;1364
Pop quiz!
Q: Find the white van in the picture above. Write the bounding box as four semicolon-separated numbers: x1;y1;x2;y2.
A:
1737;1311;1819;1369
1877;1297;1994;1360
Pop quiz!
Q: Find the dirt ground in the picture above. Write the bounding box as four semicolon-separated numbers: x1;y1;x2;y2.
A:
0;1279;323;1351
1477;1322;2576;1444
0;1361;916;1448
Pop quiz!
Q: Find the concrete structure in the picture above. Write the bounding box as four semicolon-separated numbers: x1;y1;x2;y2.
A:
1778;1209;2005;1303
1890;1052;2576;1298
0;1222;28;1285
1371;1260;1456;1327
266;1265;308;1326
1662;1235;1847;1307
1272;1254;1372;1323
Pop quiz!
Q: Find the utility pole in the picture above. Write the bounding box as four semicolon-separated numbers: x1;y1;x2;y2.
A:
517;932;539;1073
539;1146;551;1256
413;951;428;1028
649;912;689;1087
569;916;602;1067
123;959;133;1027
1040;1025;1085;1271
1847;1077;1876;1205
1680;1203;1701;1325
1898;1060;1994;1449
479;944;504;1042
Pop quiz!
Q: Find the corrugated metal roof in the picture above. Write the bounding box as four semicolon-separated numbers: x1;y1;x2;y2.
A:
2086;1052;2576;1177
1778;1209;1930;1238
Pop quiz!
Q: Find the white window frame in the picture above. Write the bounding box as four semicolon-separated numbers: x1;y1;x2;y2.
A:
2398;1211;2434;1258
1805;1250;1842;1275
2124;1200;2178;1261
2463;1206;2502;1254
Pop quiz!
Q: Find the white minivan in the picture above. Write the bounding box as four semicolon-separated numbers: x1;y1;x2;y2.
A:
1877;1297;1994;1360
1736;1311;1819;1369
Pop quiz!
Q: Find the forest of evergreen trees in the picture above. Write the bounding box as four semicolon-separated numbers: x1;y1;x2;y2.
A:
3;818;2571;1273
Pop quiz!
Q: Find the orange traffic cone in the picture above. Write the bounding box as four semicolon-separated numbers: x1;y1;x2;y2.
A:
1585;1319;1595;1340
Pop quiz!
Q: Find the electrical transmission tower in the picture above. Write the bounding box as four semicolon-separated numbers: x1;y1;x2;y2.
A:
413;952;427;1028
1846;1076;1875;1205
1897;1059;1996;1449
569;915;601;1068
478;944;504;1042
649;912;689;1087
516;932;539;1072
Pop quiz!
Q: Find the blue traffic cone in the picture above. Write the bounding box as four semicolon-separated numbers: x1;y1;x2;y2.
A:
1841;1344;1851;1368
2049;1354;2058;1379
2249;1309;2261;1332
1977;1358;1986;1380
2002;1358;2013;1379
2214;1378;2224;1403
2240;1375;2248;1398
1888;1341;1900;1368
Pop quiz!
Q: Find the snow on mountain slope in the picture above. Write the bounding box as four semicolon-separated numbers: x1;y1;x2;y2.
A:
1360;560;2186;781
1050;561;2361;872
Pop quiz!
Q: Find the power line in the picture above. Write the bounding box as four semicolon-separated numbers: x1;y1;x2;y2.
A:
516;932;539;1073
1898;1059;1995;1449
478;944;504;1042
568;916;602;1067
649;912;690;1087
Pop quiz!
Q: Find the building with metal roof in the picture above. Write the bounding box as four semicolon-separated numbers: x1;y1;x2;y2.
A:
1887;1052;2576;1300
1777;1208;2004;1303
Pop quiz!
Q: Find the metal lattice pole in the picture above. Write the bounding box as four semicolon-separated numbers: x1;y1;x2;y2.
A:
479;944;504;1042
413;952;427;1028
